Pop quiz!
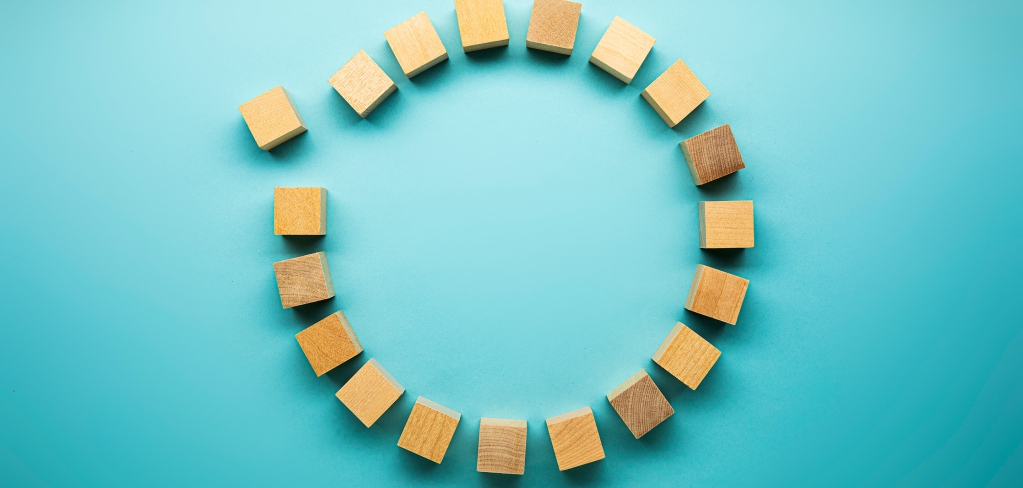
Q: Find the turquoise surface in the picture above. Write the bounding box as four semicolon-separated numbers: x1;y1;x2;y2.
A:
2;0;1022;486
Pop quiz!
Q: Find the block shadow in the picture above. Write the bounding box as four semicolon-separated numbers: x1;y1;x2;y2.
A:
464;44;510;64
525;47;572;67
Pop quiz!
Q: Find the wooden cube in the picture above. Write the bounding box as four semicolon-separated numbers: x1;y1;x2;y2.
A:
641;59;710;127
274;187;326;236
238;86;306;151
384;12;449;78
525;0;581;55
681;124;746;185
397;397;461;463
455;0;509;52
652;323;720;389
700;201;754;249
607;370;674;439
477;418;527;475
272;252;334;309
546;407;604;471
685;264;749;324
336;358;405;427
589;17;656;84
295;311;362;376
328;50;397;118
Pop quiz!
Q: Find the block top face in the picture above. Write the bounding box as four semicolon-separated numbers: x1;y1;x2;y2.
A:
329;50;397;118
642;59;710;127
589;17;656;83
607;370;674;438
336;358;405;427
455;0;510;52
274;187;326;236
700;200;754;249
477;418;527;475
525;0;581;55
294;311;363;376
685;264;750;324
398;397;461;463
546;407;605;471
652;322;721;389
272;251;334;308
384;12;449;78
238;86;307;151
682;124;746;185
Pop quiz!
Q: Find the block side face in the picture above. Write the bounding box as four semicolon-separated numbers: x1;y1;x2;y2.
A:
699;201;708;248
294;312;362;376
545;406;592;425
589;17;655;84
608;374;674;438
641;88;676;126
416;397;461;421
329;50;396;117
652;322;686;362
481;418;527;428
274;187;326;235
684;265;706;311
681;140;705;185
547;411;605;470
701;200;754;249
239;86;306;150
642;60;710;127
526;0;581;54
385;12;449;77
336;362;404;427
656;325;721;389
477;423;527;474
273;252;334;308
607;370;649;400
367;359;405;393
398;403;461;463
685;124;745;184
455;0;510;51
316;251;335;298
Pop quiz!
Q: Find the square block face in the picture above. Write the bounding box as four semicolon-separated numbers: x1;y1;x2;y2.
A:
682;124;746;185
336;359;405;427
641;59;710;127
295;311;362;376
328;50;397;118
272;252;334;309
238;86;306;151
455;0;509;52
477;418;527;475
652;323;721;389
384;12;449;78
525;0;581;55
607;370;674;439
397;397;461;463
589;17;656;83
546;407;605;471
700;201;754;249
685;264;750;324
274;187;326;235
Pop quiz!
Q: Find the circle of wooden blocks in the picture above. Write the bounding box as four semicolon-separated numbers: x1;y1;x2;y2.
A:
700;200;754;249
274;187;326;236
641;59;710;127
652;323;721;390
336;359;405;427
455;0;509;53
607;370;674;439
238;86;307;151
329;51;397;118
397;397;461;463
589;17;656;84
545;407;605;471
294;311;363;377
384;12;449;78
681;124;746;186
525;0;581;55
477;418;527;475
685;264;749;324
272;251;335;309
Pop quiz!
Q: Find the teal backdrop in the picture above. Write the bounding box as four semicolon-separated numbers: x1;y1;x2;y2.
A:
2;0;1022;486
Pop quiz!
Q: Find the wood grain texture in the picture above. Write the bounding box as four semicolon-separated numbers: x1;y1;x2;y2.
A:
238;86;306;151
477;418;527;474
700;200;754;249
384;12;449;78
328;50;397;118
272;252;334;309
641;59;710;127
652;322;721;389
546;407;605;471
336;358;405;427
681;124;745;185
588;17;655;84
685;264;749;324
525;0;581;55
273;187;326;236
294;311;363;377
397;397;461;463
607;370;674;439
455;0;509;52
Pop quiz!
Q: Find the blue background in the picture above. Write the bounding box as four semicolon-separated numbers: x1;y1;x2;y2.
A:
2;0;1022;486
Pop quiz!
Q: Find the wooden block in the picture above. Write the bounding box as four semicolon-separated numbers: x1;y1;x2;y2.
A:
589;17;656;84
546;407;604;471
607;370;674;439
295;311;362;377
455;0;509;52
477;418;527;475
336;358;405;427
397;397;461;463
384;12;449;78
328;50;397;118
700;200;754;249
681;124;746;185
685;264;749;324
273;187;326;236
272;252;334;309
652;323;720;389
238;86;306;151
525;0;581;55
641;59;710;127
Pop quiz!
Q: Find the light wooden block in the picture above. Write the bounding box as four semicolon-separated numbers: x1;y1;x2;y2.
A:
295;311;362;377
397;397;461;463
273;187;326;236
685;264;749;324
589;17;656;84
546;407;604;471
384;12;449;78
336;358;405;427
328;50;397;118
272;252;334;309
652;323;720;389
455;0;509;52
641;59;710;127
681;124;746;185
477;418;527;475
525;0;581;55
607;370;674;439
700;201;754;249
238;86;306;151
